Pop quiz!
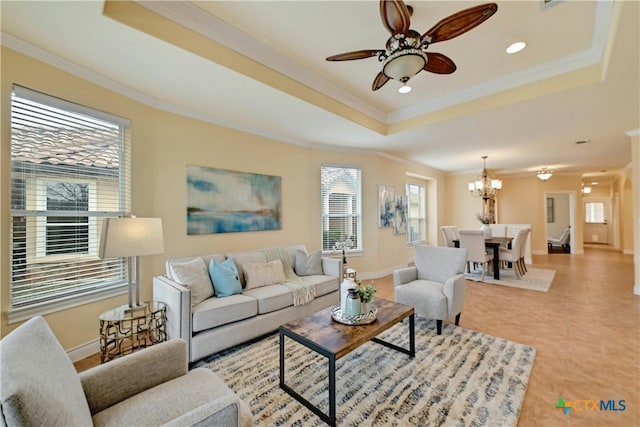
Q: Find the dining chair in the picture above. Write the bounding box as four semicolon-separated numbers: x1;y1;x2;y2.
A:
458;229;493;280
488;224;507;238
499;228;529;278
440;225;459;247
518;227;530;274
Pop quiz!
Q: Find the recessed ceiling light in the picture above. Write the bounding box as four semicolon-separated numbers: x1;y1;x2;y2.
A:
506;41;526;54
398;84;412;94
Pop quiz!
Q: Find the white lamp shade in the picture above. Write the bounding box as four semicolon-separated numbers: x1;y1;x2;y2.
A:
491;179;503;189
99;217;164;258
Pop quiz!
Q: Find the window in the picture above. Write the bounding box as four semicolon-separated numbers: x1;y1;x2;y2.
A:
406;183;426;244
321;165;362;252
585;201;606;224
10;85;131;317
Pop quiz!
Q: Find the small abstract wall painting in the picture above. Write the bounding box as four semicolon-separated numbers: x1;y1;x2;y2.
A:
378;184;395;228
393;194;407;235
187;165;281;235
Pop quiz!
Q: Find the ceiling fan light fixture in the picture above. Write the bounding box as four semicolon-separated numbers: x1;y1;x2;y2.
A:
537;169;553;181
506;41;526;54
382;48;426;82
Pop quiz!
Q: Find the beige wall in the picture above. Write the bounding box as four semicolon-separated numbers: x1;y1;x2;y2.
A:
1;47;443;350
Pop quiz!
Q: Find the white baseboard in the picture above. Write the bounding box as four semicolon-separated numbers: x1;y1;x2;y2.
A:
67;339;100;362
358;262;409;281
634;285;640;296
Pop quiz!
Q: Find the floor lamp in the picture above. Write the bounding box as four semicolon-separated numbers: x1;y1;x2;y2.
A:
99;217;164;310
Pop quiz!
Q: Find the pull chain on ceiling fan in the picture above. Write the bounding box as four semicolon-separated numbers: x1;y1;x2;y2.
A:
326;0;498;92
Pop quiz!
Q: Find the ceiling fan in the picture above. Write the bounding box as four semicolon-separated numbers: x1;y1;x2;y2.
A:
326;1;498;92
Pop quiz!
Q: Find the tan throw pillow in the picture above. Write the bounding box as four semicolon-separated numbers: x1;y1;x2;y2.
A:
244;259;286;289
170;258;214;306
295;249;323;276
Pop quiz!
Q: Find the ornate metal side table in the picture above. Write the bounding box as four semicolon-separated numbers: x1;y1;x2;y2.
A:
99;301;167;363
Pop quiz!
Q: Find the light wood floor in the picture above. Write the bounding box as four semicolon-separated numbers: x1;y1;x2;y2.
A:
75;246;639;426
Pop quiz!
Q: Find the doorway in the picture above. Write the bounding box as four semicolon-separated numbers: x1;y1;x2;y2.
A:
545;192;575;253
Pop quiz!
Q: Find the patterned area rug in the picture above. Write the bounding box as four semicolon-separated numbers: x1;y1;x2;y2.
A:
465;267;556;292
195;316;535;426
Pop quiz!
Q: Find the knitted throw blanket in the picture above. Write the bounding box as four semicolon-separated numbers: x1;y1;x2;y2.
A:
261;247;316;306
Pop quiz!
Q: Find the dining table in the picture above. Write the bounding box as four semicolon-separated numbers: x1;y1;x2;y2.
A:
453;237;513;280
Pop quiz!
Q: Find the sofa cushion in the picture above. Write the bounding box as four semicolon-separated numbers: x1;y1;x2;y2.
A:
294;249;323;276
0;316;93;426
298;274;338;297
192;294;258;332
395;279;448;319
170;258;214;306
209;258;243;297
243;284;293;314
227;251;267;288
243;259;286;290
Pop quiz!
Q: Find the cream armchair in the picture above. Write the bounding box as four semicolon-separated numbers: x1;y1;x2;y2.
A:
393;245;468;335
0;316;253;427
548;226;571;252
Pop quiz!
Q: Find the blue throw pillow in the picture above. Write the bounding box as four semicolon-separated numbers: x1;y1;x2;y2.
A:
209;257;242;297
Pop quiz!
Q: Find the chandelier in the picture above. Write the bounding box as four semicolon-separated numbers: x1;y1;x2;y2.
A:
468;156;502;200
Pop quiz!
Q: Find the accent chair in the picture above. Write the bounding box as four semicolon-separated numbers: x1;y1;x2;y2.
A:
0;316;253;427
548;226;571;252
393;245;468;335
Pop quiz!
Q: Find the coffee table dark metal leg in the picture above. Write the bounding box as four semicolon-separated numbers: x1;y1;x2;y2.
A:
371;313;415;358
279;327;335;426
328;354;336;426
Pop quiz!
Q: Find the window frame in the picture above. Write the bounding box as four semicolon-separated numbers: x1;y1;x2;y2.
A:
320;164;363;254
406;182;426;245
9;85;131;323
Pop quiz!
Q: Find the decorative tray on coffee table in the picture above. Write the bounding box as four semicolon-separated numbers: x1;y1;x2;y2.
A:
330;304;377;325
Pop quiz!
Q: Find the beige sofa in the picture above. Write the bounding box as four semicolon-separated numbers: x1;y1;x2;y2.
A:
0;316;252;427
153;245;341;363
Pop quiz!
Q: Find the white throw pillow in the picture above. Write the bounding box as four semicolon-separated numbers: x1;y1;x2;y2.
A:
295;249;323;276
170;258;215;306
244;259;286;289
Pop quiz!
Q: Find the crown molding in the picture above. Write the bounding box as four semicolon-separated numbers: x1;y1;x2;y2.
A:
136;1;387;123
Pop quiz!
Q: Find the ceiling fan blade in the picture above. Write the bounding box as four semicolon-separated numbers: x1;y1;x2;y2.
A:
380;0;411;34
326;50;384;61
423;3;498;44
424;52;457;74
372;72;390;91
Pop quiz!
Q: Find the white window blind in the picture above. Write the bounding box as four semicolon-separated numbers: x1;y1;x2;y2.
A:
10;85;131;311
585;201;606;224
321;165;362;252
406;183;426;244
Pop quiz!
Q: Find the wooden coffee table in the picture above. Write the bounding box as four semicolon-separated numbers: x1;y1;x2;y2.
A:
279;298;415;426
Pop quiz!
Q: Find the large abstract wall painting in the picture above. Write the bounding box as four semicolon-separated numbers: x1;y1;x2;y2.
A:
187;165;282;235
